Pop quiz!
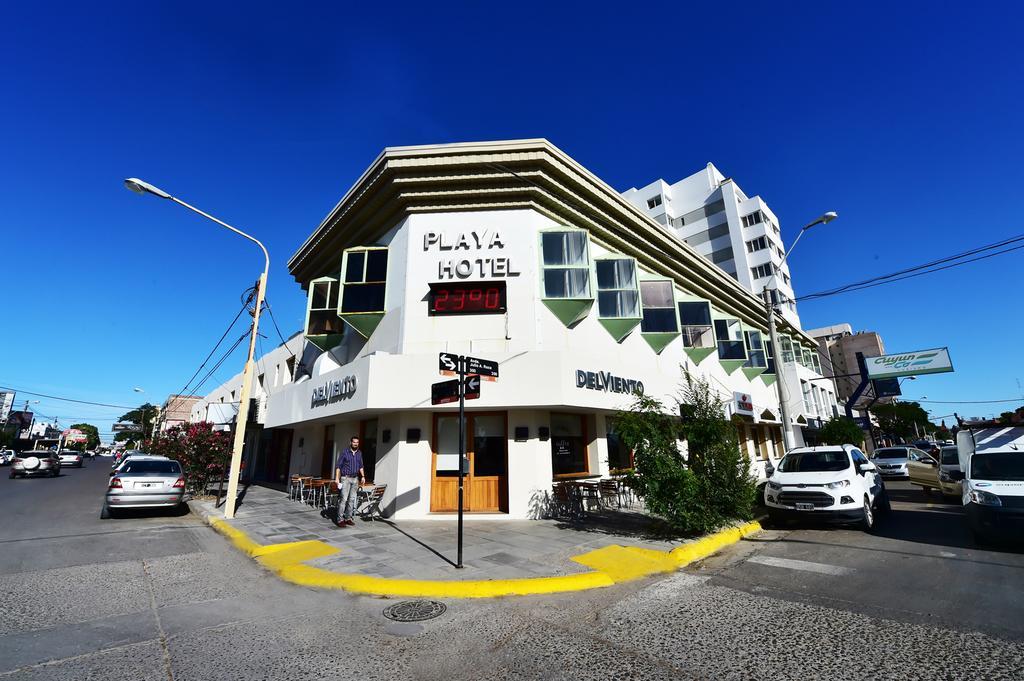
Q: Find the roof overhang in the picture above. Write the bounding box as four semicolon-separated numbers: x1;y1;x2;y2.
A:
288;139;813;342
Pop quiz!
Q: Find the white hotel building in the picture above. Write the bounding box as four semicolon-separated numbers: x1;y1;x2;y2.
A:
258;140;837;520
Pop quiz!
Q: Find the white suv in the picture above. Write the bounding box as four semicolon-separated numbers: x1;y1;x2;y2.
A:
764;445;890;531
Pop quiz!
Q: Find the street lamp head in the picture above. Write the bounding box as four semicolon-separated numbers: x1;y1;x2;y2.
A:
133;387;144;393
123;178;172;199
821;211;838;224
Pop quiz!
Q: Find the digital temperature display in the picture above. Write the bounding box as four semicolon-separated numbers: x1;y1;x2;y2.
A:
428;282;507;315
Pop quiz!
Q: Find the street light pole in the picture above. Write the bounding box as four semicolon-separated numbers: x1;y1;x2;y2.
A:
124;178;269;519
763;211;837;451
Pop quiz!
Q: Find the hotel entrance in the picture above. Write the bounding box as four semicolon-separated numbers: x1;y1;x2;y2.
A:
430;412;508;513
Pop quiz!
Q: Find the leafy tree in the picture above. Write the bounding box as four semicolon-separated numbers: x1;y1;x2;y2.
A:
998;411;1015;425
68;423;100;450
612;373;756;535
870;402;936;440
116;403;159;447
147;422;231;495
818;417;865;446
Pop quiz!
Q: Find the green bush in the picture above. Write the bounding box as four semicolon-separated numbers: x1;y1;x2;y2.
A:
612;374;756;535
147;422;231;495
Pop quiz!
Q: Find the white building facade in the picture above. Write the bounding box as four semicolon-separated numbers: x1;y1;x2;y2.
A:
264;140;834;520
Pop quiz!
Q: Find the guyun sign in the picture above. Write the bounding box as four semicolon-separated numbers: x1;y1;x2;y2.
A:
864;348;954;380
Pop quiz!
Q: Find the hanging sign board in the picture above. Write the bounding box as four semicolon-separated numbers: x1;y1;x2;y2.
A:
864;348;954;379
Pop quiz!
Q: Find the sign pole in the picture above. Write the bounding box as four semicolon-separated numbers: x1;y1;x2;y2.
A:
457;354;465;569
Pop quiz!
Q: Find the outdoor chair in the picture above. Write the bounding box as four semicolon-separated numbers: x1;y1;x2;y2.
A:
357;484;387;521
599;478;622;509
575;481;601;513
550;482;584;519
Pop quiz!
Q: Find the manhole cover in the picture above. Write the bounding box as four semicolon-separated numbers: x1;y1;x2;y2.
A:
382;599;447;622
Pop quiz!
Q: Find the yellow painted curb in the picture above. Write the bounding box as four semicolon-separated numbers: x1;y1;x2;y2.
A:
205;515;760;599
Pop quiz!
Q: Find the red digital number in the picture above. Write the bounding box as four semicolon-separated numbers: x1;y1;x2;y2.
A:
435;289;449;310
452;289;466;310
468;289;482;309
485;288;500;309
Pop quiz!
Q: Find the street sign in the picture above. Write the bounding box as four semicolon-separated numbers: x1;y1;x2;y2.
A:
872;378;902;398
431;378;460;405
465;355;499;382
439;352;459;376
112;422;142;432
463;375;481;400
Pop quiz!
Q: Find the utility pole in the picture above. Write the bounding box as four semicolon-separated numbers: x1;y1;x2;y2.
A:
765;291;796;450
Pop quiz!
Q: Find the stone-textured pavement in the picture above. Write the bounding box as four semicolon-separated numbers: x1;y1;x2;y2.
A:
192;484;681;580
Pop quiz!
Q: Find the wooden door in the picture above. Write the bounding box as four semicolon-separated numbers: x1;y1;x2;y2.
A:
430;413;507;513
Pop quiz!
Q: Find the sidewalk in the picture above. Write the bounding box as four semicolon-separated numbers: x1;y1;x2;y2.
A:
189;484;761;597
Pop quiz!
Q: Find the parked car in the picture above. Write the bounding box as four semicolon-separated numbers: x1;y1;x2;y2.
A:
870;446;927;479
58;450;85;468
112;449;147;469
0;449;16;465
950;426;1024;543
764;445;889;531
907;446;962;497
102;458;186;518
109;454;169;476
9;451;61;478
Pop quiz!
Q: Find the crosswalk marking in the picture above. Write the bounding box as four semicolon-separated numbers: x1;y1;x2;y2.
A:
747;555;854;575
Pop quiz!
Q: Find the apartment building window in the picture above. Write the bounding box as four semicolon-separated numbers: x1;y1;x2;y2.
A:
341;248;388;313
811;352;822;373
595;258;640;319
779;335;795;363
678;301;714;349
646;194;663;209
746;236;768;253
751;263;774;280
741;210;765;227
714;319;746;360
743;330;767;369
541;231;591;298
781;271;791;286
801;381;813;413
639;280;678;333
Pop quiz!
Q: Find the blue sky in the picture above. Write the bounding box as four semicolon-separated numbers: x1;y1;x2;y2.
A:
2;1;1022;437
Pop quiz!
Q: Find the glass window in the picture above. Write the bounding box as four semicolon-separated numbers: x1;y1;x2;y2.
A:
679;301;714;348
551;413;587;476
778;450;851;472
541;232;591;299
473;415;506;477
606;427;631;471
640;281;678;333
744;330;766;368
595;259;639;318
306;279;343;335
340;248;388;314
714;319;746;360
435;416;460;477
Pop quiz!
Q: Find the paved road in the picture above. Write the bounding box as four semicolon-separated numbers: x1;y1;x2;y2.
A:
1;468;1022;680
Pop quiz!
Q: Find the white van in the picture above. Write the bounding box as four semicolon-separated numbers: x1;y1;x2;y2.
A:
953;427;1024;542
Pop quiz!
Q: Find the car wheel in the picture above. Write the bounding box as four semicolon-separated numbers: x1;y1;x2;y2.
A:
100;504;112;519
8;470;17;479
876;488;892;515
860;495;875;531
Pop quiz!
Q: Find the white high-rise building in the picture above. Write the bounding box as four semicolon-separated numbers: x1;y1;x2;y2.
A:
622;163;800;328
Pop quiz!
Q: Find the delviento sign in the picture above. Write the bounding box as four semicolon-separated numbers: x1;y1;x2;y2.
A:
864;347;954;379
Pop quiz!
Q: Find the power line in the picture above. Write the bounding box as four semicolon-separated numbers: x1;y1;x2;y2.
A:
797;230;1024;302
264;298;298;360
164;291;255;414
0;386;134;410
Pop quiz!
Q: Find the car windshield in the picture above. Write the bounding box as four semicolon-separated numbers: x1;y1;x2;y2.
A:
778;451;850;473
873;449;906;459
940;447;959;465
119;460;181;476
971;453;1024;481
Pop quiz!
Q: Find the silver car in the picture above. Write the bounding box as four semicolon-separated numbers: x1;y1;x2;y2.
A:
10;451;61;478
871;446;924;479
102;458;186;518
58;450;85;468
